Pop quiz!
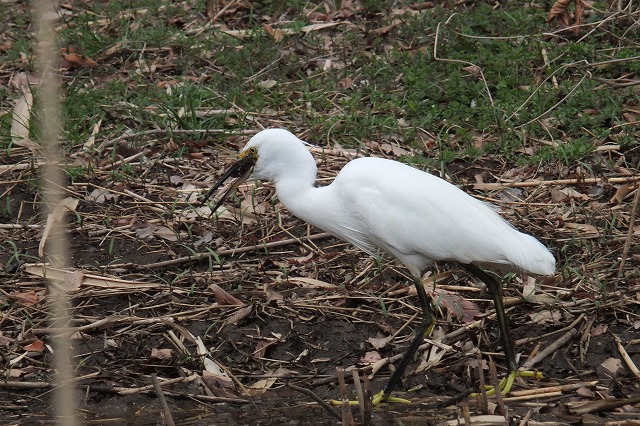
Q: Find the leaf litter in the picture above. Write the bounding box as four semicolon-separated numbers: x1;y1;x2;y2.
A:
1;0;640;425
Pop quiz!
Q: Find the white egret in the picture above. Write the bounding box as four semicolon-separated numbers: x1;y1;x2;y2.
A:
203;128;555;404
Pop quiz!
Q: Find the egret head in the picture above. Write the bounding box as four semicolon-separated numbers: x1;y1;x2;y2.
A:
202;129;315;213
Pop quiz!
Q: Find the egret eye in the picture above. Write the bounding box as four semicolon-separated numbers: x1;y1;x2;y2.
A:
240;146;258;161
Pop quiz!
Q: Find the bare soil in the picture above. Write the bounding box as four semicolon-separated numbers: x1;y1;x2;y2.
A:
2;136;640;425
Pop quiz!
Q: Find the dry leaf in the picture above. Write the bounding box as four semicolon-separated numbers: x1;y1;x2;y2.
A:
150;348;175;362
12;291;40;307
202;369;235;397
265;286;283;304
39;197;80;257
528;309;561;325
23;339;45;352
247;377;277;393
547;0;572;23
597;357;623;378
590;324;607;336
373;19;400;35
209;283;244;306
10;76;38;152
576;386;596;398
339;77;353;89
224;305;252;326
420;286;481;323
23;263;163;290
62;51;97;68
262;23;283;42
83;119;102;151
257;79;277;89
563;222;600;236
0;333;14;347
522;276;537;298
86;187;113;204
300;22;343;33
610;184;637;203
361;351;382;364
135;223;178;242
287;277;338;289
66;270;84;292
368;335;393;350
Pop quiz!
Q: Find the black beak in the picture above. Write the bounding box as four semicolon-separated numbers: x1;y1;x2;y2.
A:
201;154;256;213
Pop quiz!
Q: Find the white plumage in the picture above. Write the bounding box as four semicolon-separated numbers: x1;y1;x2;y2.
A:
241;128;555;278
206;128;555;403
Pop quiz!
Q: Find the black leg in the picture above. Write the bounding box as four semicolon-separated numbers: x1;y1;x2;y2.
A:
462;263;518;372
380;274;435;400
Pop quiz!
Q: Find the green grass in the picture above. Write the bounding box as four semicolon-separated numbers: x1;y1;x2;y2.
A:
3;0;638;170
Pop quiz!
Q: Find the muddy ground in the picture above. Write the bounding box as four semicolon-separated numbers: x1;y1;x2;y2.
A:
2;134;640;425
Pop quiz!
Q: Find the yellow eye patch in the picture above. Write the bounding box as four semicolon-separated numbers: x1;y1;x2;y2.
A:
240;146;258;160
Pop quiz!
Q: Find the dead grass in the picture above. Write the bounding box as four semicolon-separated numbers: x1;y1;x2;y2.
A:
1;0;640;425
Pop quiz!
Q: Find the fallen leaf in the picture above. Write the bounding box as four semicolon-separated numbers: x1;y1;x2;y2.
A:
202;369;235;397
339;77;353;89
38;197;80;257
23;339;45;352
61;51;97;68
597;357;623;378
135;223;178;242
559;187;591;200
368;335;393;350
361;351;382;364
209;283;244;306
150;348;175;362
563;222;600;236
287;277;338;289
5;368;24;378
23;264;163;290
247;377;277;393
547;0;572;23
576;386;596;398
0;333;14;347
12;291;40;307
373;19;400;35
262;23;283;42
610;184;637;203
224;305;252;326
85;187;113;204
522;276;537;299
257;79;277;89
528;309;561;325
420;286;482;323
65;270;84;292
265;286;283;304
300;22;344;33
83;119;102;151
10;76;37;152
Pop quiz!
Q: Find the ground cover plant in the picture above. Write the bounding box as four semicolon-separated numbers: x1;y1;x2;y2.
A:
1;0;639;424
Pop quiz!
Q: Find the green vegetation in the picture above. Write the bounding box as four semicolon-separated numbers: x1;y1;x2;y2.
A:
7;0;626;174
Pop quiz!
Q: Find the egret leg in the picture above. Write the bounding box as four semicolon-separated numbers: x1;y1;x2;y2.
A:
463;264;542;394
372;274;435;405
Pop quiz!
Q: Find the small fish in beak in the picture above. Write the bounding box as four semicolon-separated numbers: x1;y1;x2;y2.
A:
201;148;257;213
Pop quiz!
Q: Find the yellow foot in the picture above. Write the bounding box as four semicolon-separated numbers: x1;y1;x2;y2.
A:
474;370;543;396
330;390;412;406
372;390;412;405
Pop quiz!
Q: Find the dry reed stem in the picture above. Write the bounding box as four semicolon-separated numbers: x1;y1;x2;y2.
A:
34;1;77;424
